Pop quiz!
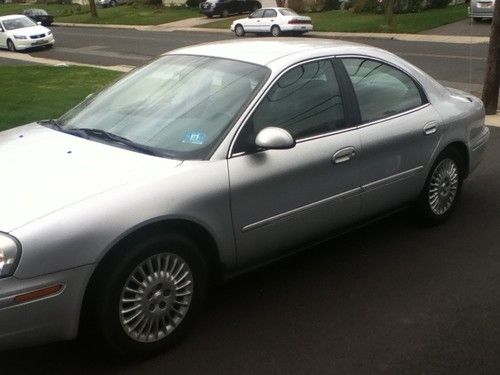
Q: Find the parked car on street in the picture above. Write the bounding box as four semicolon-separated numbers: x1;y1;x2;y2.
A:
0;39;489;356
98;0;130;7
22;9;54;27
0;15;54;52
469;0;496;21
231;7;313;36
199;0;261;18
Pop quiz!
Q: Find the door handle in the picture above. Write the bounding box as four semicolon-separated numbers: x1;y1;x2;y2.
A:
423;122;438;135
332;147;356;165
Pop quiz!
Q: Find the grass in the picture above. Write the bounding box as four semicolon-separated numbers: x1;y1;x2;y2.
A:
0;2;200;26
200;4;468;33
0;66;123;131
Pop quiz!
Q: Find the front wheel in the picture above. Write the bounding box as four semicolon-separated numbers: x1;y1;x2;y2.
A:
7;39;16;52
416;148;464;225
86;233;208;356
271;25;281;37
234;24;245;37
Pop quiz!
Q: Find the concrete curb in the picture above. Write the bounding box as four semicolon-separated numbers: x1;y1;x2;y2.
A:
486;114;500;128
52;22;490;44
0;51;133;72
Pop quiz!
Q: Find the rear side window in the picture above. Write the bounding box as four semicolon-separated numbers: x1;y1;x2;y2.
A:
342;58;426;123
263;9;277;17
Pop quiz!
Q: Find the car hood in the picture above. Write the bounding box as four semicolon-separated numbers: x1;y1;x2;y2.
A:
0;124;182;232
8;25;49;36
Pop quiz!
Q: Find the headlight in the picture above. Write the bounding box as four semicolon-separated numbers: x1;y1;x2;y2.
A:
0;234;21;278
13;35;27;40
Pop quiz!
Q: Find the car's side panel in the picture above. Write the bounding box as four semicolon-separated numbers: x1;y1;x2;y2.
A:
11;160;235;279
356;105;443;218
228;131;361;268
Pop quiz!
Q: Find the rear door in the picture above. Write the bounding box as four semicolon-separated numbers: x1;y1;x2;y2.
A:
338;57;442;218
260;9;278;32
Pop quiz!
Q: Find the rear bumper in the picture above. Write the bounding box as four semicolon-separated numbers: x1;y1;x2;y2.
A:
469;6;495;18
281;24;313;32
0;264;94;351
469;126;490;175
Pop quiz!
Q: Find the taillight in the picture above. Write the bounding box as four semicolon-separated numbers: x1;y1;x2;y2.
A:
288;18;312;24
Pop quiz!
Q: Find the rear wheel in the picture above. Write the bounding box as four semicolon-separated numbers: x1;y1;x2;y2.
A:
86;232;208;356
416;147;464;225
235;24;245;37
271;25;281;37
110;0;117;6
473;17;482;22
7;39;16;52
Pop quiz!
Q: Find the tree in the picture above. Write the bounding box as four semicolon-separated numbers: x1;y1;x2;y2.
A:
89;0;98;18
481;3;500;115
384;0;395;27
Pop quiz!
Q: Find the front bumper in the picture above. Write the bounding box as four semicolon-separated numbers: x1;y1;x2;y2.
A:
0;264;94;351
14;35;55;51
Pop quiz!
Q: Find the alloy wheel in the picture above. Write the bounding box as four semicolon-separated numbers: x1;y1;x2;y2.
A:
428;158;459;216
119;252;194;343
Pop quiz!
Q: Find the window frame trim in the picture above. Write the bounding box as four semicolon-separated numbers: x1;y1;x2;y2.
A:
228;56;354;158
336;54;430;126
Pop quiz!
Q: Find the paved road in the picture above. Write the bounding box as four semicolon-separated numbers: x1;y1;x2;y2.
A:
1;127;500;374
6;27;489;90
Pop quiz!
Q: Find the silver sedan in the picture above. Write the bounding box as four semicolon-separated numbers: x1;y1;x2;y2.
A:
0;39;489;355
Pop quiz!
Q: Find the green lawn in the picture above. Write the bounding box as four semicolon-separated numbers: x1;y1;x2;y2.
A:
0;66;122;131
0;3;200;26
201;4;468;33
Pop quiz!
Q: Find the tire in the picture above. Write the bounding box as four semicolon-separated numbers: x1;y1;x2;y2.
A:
207;14;213;18
235;24;245;37
7;39;16;52
473;17;482;22
110;0;117;6
45;44;54;49
222;9;229;17
416;147;464;226
85;232;209;356
271;25;281;37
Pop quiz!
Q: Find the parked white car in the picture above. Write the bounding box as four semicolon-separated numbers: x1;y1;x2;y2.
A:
0;15;54;52
230;7;313;37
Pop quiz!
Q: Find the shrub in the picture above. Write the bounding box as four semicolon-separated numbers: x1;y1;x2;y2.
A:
323;0;341;9
426;0;450;8
186;0;203;6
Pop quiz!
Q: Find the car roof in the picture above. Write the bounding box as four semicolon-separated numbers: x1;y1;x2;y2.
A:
168;38;376;67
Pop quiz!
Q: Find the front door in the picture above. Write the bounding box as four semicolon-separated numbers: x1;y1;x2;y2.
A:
228;59;362;268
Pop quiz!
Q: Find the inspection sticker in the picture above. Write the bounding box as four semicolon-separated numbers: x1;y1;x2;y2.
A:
182;131;207;145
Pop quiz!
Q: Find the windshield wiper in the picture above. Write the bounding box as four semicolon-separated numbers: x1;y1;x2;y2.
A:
38;118;63;130
67;127;160;157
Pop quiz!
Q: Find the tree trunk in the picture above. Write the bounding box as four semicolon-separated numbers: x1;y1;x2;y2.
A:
481;3;500;115
384;0;395;27
89;0;98;18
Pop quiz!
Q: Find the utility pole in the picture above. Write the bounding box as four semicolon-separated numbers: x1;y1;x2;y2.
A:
481;3;500;115
89;0;98;18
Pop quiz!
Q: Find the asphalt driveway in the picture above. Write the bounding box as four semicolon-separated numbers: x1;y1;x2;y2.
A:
422;18;492;36
1;126;499;374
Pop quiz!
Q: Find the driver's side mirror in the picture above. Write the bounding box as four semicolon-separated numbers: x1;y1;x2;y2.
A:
255;127;295;150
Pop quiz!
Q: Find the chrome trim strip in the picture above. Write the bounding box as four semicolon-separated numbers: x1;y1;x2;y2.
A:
355;104;431;130
242;187;362;232
362;166;424;192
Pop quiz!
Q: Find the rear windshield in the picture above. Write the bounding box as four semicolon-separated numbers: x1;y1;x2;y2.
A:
278;8;298;16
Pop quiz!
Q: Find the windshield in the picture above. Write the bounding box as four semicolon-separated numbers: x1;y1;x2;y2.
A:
278;8;298;16
2;16;36;30
31;9;49;15
58;55;269;160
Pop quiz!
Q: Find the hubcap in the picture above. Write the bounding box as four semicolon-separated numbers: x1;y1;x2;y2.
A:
428;158;459;216
119;253;194;343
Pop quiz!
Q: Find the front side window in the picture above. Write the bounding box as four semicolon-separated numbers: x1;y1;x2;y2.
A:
263;9;277;17
251;9;265;17
234;59;345;153
57;55;269;160
342;58;426;123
